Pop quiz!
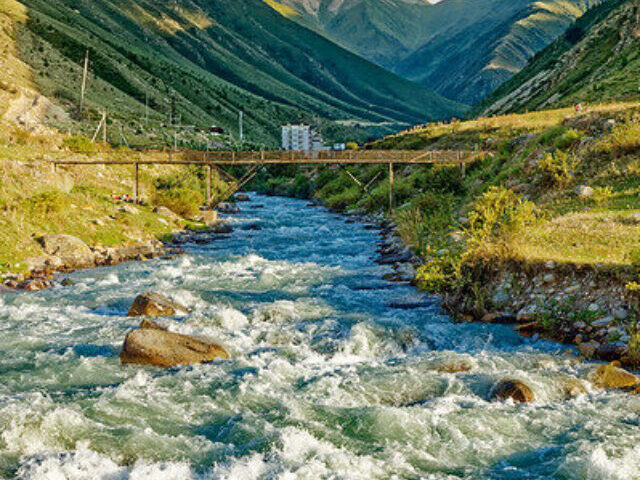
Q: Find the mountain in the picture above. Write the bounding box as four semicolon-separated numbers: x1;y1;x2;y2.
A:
3;0;462;146
265;0;604;105
478;0;640;115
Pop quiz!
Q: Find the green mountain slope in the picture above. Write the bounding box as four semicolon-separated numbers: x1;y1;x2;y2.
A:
478;0;640;115
8;0;462;146
267;0;603;105
395;0;603;105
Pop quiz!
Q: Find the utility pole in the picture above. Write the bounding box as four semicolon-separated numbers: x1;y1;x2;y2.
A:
174;132;178;151
239;110;244;142
145;91;149;128
79;50;89;116
103;111;107;143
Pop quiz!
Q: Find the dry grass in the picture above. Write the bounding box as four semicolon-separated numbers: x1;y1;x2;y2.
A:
511;211;640;266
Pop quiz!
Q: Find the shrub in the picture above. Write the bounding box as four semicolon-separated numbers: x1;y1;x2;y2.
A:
346;142;359;150
591;186;613;204
537;149;576;187
415;252;461;292
153;187;203;218
62;135;96;153
26;190;71;215
466;186;538;245
596;123;640;157
555;129;582;150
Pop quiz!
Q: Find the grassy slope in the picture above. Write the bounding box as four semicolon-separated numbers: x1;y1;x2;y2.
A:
370;102;640;267
0;2;229;276
478;0;640;115
7;0;462;147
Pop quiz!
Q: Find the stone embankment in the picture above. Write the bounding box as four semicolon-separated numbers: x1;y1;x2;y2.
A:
444;261;640;368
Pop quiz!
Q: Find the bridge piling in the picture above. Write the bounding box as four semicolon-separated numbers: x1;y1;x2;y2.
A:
388;162;394;213
133;163;139;204
207;165;213;207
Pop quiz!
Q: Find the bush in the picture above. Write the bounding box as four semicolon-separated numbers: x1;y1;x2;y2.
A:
591;186;613;204
598;123;640;157
555;129;582;150
153;188;203;218
26;190;71;215
62;135;96;153
537;149;576;187
466;186;538;244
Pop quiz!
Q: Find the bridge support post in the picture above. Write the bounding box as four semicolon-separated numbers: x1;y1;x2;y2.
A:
133;163;139;204
388;162;394;213
207;165;213;207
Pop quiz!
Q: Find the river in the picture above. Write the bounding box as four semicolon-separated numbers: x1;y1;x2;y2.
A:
0;195;639;479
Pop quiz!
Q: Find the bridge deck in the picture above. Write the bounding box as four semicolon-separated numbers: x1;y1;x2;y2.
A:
52;149;486;166
51;149;487;211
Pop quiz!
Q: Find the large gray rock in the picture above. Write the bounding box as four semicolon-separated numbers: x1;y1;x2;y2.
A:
154;206;182;222
128;292;189;317
120;320;229;367
37;234;95;269
576;185;594;199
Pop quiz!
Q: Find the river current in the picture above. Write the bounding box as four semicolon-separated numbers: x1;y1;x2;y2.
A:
0;195;639;479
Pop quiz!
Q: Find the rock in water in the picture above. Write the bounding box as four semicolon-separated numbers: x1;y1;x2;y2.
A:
211;221;233;234
37;234;95;268
217;202;240;214
128;292;189;317
120;321;228;367
490;379;534;403
591;361;639;389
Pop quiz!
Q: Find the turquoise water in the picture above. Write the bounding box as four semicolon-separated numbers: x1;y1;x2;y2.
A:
0;195;639;479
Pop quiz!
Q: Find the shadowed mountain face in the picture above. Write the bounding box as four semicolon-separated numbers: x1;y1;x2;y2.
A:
12;0;462;145
478;0;640;114
267;0;604;104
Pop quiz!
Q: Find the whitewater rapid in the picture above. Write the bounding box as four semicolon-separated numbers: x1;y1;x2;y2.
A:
0;195;639;480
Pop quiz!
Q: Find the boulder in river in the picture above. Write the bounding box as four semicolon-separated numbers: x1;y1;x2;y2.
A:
591;361;639;390
235;193;250;202
211;221;233;234
217;202;240;214
490;379;534;403
37;234;95;269
120;320;229;367
128;292;189;317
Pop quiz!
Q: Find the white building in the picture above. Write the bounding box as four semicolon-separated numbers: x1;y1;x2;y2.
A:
282;124;327;151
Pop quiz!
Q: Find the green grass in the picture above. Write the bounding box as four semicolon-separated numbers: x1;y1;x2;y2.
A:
0;125;228;276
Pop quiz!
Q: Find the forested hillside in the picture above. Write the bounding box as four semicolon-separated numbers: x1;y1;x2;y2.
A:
2;0;462;147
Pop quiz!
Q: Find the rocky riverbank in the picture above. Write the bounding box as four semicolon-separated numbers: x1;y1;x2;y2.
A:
444;260;640;368
0;204;238;292
357;213;640;373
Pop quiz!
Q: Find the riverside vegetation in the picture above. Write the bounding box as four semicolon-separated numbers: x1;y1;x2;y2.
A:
257;102;640;367
0;124;230;281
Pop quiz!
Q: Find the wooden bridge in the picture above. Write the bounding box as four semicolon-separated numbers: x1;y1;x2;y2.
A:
52;149;487;212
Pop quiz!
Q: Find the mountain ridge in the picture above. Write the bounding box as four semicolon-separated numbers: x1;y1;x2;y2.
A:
478;0;640;114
